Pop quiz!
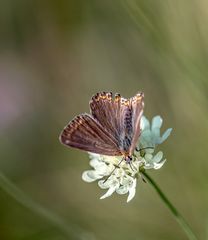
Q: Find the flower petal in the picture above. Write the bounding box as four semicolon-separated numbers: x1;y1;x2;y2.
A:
89;158;102;168
98;177;119;189
127;179;137;202
154;159;166;169
82;170;102;182
98;179;111;189
100;185;117;199
140;116;150;130
144;164;153;169
140;129;154;148
94;162;112;175
145;153;153;161
88;152;100;160
160;128;172;143
152;116;163;129
116;185;129;195
152;151;163;163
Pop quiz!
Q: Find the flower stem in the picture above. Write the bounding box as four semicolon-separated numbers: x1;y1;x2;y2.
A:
141;170;198;240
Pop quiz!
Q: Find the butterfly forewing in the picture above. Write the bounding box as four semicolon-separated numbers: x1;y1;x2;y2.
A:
60;113;122;156
90;92;135;153
90;92;122;142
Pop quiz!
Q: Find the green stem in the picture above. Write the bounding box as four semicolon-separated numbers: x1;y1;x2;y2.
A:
141;170;198;240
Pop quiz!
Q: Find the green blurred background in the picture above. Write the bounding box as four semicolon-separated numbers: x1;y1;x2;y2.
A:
0;1;208;239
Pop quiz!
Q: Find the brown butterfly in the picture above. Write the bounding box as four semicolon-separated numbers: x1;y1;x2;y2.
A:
59;92;144;162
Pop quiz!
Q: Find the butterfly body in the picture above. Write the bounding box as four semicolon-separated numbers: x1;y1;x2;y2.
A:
60;92;144;161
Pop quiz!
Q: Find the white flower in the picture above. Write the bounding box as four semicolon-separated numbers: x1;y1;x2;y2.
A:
82;115;172;202
82;153;139;202
140;116;172;148
142;151;166;170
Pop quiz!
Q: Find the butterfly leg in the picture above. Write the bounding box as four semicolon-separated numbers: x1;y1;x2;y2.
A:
124;156;135;171
127;156;138;172
103;157;125;183
129;162;135;171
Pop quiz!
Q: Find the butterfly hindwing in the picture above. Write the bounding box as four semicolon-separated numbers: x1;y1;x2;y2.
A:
59;113;122;156
129;93;144;155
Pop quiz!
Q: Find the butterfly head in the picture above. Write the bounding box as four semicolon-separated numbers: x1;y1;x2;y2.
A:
125;155;133;164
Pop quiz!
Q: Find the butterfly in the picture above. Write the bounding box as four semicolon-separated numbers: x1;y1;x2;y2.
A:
59;92;144;163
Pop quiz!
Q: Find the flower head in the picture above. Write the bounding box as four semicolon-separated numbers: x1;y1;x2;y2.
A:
82;115;172;202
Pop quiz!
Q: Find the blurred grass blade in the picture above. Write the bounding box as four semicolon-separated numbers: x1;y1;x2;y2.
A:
0;172;94;240
141;171;198;240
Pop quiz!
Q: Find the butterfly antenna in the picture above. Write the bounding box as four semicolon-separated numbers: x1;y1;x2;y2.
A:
103;158;124;183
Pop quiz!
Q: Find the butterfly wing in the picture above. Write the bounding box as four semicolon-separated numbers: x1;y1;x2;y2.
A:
59;113;122;156
128;92;144;155
89;92;137;155
90;92;121;143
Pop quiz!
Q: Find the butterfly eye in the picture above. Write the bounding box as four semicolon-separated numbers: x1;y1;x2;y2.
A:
125;156;132;164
